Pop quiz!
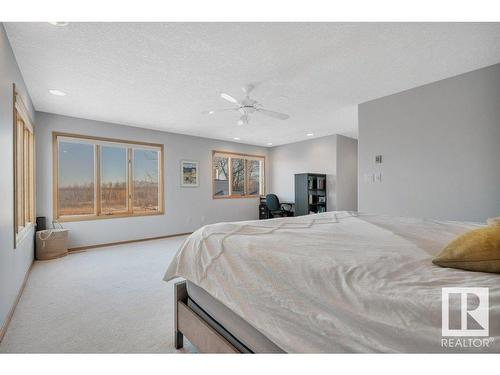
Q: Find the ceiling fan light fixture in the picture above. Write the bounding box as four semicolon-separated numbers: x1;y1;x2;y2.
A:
237;114;249;126
204;84;290;125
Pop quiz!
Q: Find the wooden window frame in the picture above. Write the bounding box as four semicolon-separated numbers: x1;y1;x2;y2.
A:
13;84;36;248
212;150;265;199
52;132;164;222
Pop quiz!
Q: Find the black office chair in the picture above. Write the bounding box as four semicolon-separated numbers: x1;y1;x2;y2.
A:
266;194;292;218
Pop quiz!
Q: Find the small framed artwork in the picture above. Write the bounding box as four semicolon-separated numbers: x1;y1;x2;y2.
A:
180;160;199;187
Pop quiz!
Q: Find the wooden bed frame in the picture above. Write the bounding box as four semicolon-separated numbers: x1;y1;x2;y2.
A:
174;280;241;353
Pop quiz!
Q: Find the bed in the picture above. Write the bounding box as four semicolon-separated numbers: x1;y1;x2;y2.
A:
164;211;500;353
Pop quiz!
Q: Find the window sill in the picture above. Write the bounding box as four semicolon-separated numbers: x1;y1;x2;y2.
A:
16;223;35;247
55;211;164;223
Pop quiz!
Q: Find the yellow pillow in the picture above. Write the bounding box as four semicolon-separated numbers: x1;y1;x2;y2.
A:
432;217;500;273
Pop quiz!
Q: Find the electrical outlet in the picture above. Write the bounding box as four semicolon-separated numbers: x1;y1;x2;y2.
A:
375;173;382;183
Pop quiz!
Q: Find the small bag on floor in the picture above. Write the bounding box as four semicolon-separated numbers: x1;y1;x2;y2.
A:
36;229;69;260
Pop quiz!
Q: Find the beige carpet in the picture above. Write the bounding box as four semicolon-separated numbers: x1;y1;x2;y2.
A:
0;236;194;353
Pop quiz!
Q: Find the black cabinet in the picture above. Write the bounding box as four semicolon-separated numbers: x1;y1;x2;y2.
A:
294;173;327;216
259;202;270;219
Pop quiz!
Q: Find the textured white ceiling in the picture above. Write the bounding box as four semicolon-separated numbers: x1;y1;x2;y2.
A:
5;22;500;146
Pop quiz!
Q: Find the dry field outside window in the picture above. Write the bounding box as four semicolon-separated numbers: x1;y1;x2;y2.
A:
53;133;164;221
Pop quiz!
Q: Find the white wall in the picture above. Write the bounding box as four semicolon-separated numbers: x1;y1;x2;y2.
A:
359;63;500;222
269;135;338;210
268;134;357;211
0;24;36;336
35;112;269;248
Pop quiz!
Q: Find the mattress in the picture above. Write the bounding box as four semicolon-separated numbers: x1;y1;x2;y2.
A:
186;281;284;353
165;211;500;353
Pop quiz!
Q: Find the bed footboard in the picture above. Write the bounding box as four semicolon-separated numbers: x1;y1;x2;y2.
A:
174;280;240;353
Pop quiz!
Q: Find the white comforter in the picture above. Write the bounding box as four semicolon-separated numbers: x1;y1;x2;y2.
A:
164;212;500;353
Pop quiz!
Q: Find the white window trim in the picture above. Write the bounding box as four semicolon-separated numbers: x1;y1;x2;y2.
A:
16;223;35;246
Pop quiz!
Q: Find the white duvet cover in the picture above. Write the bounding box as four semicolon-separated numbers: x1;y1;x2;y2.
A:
164;212;500;353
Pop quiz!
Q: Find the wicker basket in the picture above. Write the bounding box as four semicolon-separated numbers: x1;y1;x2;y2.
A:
36;229;69;260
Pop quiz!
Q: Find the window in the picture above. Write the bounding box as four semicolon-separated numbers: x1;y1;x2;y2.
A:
212;151;265;198
101;145;127;214
53;133;163;221
13;87;35;246
213;155;229;196
58;141;95;216
132;149;160;212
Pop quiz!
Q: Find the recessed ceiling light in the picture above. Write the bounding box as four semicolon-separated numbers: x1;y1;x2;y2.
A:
306;133;314;137
267;142;273;146
48;22;69;27
233;137;240;140
208;110;215;114
49;89;66;96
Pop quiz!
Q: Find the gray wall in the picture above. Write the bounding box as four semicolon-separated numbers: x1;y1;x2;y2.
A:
359;63;500;222
36;112;269;248
0;25;36;336
269;134;357;211
336;135;358;211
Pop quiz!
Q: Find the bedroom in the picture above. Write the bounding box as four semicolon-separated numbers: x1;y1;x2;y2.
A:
1;1;500;373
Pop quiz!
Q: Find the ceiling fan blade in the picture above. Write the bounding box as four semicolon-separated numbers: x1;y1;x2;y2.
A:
256;108;290;120
220;92;239;104
201;108;237;115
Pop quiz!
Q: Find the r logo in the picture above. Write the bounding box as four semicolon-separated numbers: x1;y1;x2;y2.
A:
442;287;489;337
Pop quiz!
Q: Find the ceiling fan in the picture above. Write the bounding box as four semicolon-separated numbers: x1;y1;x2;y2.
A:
202;84;290;125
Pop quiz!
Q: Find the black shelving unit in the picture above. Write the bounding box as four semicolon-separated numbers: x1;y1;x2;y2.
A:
294;173;327;216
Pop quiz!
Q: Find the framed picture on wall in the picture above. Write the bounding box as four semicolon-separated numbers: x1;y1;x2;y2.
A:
180;160;199;187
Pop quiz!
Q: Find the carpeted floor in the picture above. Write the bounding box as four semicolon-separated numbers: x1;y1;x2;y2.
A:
0;236;194;353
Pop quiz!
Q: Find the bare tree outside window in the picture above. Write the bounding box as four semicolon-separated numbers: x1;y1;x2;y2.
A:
212;151;264;198
133;149;160;212
213;156;229;196
231;158;245;195
247;159;261;195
